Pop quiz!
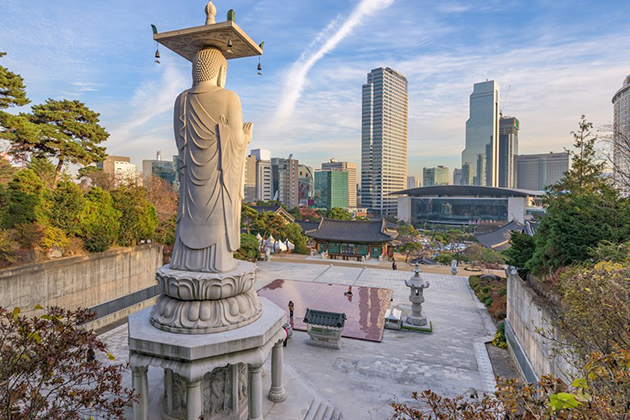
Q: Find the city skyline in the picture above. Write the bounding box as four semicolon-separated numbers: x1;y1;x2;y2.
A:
2;0;630;180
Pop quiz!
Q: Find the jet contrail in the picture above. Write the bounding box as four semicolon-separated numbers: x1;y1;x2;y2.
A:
276;0;396;120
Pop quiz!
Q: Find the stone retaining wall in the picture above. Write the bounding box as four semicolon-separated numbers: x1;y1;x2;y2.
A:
506;271;573;383
0;244;162;330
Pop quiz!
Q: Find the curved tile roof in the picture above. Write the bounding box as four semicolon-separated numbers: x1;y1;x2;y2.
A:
305;219;395;243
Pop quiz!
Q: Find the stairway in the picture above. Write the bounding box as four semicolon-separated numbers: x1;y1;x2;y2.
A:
303;397;343;420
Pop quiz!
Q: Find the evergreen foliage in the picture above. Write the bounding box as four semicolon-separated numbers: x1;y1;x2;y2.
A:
2;169;47;228
111;185;157;247
49;181;85;236
78;187;120;253
326;207;352;220
0;52;29;109
235;233;260;262
28;99;109;188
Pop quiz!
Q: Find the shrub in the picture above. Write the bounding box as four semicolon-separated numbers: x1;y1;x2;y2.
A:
492;322;508;349
78;188;120;253
236;233;260;262
2;169;47;228
111;185;157;246
40;225;69;250
49;180;85;236
484;297;493;307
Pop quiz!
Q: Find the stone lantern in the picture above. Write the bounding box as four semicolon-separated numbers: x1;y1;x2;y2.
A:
404;263;430;326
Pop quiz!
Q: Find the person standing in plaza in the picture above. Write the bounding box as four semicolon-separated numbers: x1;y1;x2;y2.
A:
288;300;294;318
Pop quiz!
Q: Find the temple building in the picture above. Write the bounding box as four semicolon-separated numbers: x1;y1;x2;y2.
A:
305;219;396;261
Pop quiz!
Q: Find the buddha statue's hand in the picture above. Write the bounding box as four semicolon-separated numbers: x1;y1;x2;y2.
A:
243;122;254;142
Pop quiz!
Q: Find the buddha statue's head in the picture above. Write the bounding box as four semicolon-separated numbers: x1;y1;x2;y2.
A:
193;47;227;88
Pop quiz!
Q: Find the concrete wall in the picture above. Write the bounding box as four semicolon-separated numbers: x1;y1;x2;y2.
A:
506;271;573;383
0;244;162;330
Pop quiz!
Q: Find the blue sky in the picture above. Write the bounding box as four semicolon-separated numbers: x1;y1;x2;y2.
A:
2;0;630;180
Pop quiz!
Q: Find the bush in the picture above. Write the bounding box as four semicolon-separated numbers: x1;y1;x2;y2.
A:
40;225;69;250
236;233;260;262
484;297;493;307
492;322;508;349
49;181;85;236
78;188;120;253
111;185;157;246
2;169;47;228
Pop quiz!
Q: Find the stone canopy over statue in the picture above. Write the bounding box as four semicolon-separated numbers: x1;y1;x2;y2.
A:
169;46;253;273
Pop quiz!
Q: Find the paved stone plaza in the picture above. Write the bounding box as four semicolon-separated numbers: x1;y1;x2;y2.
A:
102;261;498;419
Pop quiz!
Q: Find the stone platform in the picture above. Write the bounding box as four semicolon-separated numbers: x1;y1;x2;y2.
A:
128;297;286;420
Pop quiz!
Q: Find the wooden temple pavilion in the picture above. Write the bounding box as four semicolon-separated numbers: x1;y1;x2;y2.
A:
305;219;396;261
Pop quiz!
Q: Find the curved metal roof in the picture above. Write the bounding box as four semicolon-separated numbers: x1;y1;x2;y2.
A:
391;185;543;198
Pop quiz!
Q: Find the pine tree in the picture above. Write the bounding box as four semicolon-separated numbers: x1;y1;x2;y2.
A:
0;52;29;109
29;99;109;188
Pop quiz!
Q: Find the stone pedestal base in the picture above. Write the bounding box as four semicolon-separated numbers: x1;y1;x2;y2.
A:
150;262;263;334
129;298;286;420
405;315;428;327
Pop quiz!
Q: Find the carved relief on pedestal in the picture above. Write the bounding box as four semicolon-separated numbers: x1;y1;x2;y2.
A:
203;365;232;416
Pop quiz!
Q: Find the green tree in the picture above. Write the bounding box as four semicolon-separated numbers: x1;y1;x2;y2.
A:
0;52;29;109
503;231;535;270
241;204;259;235
326;207;352;220
235;233;260;262
78;187;120;252
27;156;57;189
279;223;309;254
2;168;47;228
0;52;39;165
0;159;18;184
527;189;630;276
396;225;420;243
22;99;108;188
111;185;157;247
551;115;606;194
49;181;85;236
255;211;286;238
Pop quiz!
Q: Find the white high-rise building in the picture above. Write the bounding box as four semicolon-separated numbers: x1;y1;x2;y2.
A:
613;75;630;193
407;176;418;189
461;80;500;186
361;67;408;216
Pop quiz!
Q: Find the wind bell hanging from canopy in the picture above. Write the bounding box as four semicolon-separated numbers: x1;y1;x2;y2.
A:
151;24;160;63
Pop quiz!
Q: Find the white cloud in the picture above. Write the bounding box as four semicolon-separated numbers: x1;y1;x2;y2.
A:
105;62;188;158
275;0;396;121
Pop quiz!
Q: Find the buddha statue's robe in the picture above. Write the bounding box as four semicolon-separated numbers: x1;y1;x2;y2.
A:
169;84;249;272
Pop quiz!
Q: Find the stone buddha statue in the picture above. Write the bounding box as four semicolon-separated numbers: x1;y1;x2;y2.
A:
169;47;253;273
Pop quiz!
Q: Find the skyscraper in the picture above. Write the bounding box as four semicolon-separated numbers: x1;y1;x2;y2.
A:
251;149;272;201
422;166;449;186
271;156;299;209
613;75;630;193
407;176;419;189
361;67;408;216
453;168;463;186
314;170;349;210
498;116;519;189
321;159;357;208
244;155;257;203
461;81;500;186
516;152;569;190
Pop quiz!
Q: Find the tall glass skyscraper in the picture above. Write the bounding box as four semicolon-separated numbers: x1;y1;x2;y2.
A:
461;81;500;186
613;75;630;194
498;116;519;189
361;67;408;216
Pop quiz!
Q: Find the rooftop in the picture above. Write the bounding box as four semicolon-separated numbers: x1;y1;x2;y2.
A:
475;220;525;250
303;308;347;328
392;185;543;198
305;219;395;243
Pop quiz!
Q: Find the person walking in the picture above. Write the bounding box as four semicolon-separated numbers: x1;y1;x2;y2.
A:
392;260;397;270
288;300;294;318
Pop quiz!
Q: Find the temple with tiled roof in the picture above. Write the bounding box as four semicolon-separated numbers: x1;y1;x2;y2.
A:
304;219;396;261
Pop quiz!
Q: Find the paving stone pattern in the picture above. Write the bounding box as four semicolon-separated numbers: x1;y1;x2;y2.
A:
100;261;499;420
